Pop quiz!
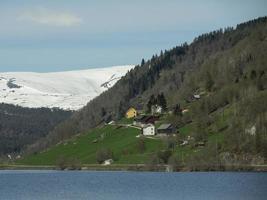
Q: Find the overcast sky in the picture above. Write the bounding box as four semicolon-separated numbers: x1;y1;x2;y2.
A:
0;0;266;72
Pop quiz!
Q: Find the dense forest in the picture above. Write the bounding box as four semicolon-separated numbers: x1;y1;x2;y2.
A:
26;17;267;166
0;103;72;155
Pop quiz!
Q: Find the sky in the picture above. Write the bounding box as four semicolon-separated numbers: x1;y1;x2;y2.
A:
0;0;266;72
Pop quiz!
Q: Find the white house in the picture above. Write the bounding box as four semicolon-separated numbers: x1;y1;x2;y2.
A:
142;124;155;136
193;94;201;99
151;105;162;115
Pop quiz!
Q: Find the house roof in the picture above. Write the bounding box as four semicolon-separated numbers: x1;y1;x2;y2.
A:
143;123;155;128
158;123;173;130
135;115;146;120
135;115;159;122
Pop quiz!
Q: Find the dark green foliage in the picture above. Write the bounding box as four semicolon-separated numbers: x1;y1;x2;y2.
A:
141;58;145;66
157;150;172;164
56;155;81;170
168;154;181;171
146;95;157;112
101;107;106;117
205;71;214;92
157;93;167;111
173;104;182;116
96;148;113;164
0;103;72;155
146;93;167;113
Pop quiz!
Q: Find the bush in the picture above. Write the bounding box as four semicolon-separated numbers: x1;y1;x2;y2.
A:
146;153;164;171
168;154;181;171
163;136;178;150
56;156;68;170
56;156;81;170
96;148;113;164
136;137;146;153
157;150;172;164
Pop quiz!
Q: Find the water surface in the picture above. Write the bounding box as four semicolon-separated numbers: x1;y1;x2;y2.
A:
0;170;266;200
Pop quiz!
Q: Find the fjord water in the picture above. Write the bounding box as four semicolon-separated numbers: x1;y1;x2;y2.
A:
0;171;266;200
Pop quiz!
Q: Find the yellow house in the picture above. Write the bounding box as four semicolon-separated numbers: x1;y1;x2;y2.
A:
125;107;137;118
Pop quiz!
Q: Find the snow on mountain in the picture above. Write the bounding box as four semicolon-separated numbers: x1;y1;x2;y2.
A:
0;65;134;110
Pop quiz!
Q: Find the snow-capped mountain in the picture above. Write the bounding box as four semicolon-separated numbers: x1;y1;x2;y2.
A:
0;65;134;110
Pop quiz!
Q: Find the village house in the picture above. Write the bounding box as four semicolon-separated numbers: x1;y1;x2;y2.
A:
151;105;163;115
125;107;137;118
157;123;176;136
142;124;156;136
193;94;201;100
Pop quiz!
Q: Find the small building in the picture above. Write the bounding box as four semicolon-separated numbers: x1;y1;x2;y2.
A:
125;107;137;119
142;124;156;136
182;109;189;114
151;105;163;115
157;124;176;136
193;94;201;99
103;159;113;165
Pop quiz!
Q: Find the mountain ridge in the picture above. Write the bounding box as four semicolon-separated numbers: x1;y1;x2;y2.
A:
0;65;134;110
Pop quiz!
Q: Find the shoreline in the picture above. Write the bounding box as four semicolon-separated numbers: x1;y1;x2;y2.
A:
1;164;267;172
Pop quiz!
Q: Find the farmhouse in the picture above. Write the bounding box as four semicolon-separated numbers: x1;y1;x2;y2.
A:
157;123;176;136
142;124;155;136
125;107;137;118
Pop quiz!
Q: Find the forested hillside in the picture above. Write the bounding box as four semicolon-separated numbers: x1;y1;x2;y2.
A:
27;17;267;165
0;103;72;155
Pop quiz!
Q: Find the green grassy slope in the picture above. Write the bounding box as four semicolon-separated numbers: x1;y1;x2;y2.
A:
18;104;230;166
19;125;164;165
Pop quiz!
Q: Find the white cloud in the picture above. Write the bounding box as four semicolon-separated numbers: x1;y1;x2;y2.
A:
17;8;82;27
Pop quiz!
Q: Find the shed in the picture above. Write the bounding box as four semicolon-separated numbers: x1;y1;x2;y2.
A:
103;159;114;165
157;124;176;135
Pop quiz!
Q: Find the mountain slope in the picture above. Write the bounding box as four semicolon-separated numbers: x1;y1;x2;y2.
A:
0;65;133;110
24;17;267;167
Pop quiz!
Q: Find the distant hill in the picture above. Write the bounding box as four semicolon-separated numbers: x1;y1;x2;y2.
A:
23;17;267;168
0;103;72;155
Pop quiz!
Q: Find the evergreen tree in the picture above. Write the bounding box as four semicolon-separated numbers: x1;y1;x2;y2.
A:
141;58;145;66
147;95;157;113
173;104;182;116
117;101;125;119
101;107;106;117
158;93;167;111
205;72;214;92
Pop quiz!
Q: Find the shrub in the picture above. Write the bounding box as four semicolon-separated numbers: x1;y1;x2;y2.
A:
136;137;146;153
96;148;113;164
